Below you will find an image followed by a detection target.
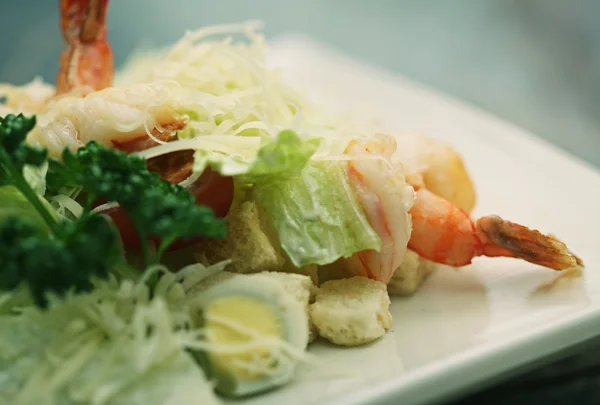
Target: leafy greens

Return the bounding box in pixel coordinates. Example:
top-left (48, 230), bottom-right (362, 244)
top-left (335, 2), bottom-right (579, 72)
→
top-left (253, 160), bottom-right (382, 267)
top-left (0, 113), bottom-right (227, 307)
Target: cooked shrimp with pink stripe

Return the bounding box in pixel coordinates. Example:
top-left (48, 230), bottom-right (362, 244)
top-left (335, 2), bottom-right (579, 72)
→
top-left (341, 133), bottom-right (582, 283)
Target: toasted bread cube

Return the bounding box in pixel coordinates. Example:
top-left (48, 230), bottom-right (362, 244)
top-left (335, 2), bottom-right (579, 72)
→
top-left (310, 277), bottom-right (392, 346)
top-left (196, 201), bottom-right (286, 274)
top-left (254, 271), bottom-right (318, 342)
top-left (280, 263), bottom-right (319, 286)
top-left (387, 250), bottom-right (437, 296)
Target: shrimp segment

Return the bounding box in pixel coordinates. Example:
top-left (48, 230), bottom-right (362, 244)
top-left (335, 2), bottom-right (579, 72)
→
top-left (390, 132), bottom-right (477, 214)
top-left (29, 83), bottom-right (185, 158)
top-left (477, 214), bottom-right (583, 269)
top-left (341, 134), bottom-right (415, 284)
top-left (56, 0), bottom-right (113, 95)
top-left (408, 187), bottom-right (582, 270)
top-left (343, 133), bottom-right (582, 283)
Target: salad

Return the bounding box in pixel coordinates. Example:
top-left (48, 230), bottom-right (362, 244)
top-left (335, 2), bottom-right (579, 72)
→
top-left (0, 1), bottom-right (583, 404)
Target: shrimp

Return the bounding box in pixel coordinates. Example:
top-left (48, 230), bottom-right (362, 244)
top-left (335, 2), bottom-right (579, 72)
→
top-left (341, 134), bottom-right (416, 283)
top-left (0, 79), bottom-right (56, 114)
top-left (31, 1), bottom-right (190, 160)
top-left (390, 132), bottom-right (477, 214)
top-left (344, 133), bottom-right (582, 283)
top-left (408, 187), bottom-right (582, 269)
top-left (0, 0), bottom-right (109, 116)
top-left (29, 83), bottom-right (186, 158)
top-left (56, 0), bottom-right (113, 95)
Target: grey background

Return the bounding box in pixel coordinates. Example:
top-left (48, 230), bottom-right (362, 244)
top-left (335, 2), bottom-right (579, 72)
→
top-left (1, 0), bottom-right (599, 167)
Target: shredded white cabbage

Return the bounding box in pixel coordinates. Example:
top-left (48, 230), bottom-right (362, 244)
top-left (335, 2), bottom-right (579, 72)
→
top-left (116, 21), bottom-right (342, 158)
top-left (0, 271), bottom-right (221, 405)
top-left (50, 194), bottom-right (84, 218)
top-left (136, 135), bottom-right (261, 160)
top-left (8, 21), bottom-right (351, 167)
top-left (91, 201), bottom-right (120, 214)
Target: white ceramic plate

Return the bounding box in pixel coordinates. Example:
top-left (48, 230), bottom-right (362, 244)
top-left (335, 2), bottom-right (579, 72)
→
top-left (225, 35), bottom-right (600, 405)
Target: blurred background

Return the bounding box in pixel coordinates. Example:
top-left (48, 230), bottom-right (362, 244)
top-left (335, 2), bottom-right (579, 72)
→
top-left (0, 0), bottom-right (599, 167)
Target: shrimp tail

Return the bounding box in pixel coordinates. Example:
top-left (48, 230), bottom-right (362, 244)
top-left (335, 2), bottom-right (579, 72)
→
top-left (477, 215), bottom-right (584, 270)
top-left (408, 188), bottom-right (583, 271)
top-left (56, 0), bottom-right (113, 95)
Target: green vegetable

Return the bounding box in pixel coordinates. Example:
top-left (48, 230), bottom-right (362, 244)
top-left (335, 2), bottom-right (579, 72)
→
top-left (240, 130), bottom-right (321, 182)
top-left (0, 185), bottom-right (54, 234)
top-left (0, 215), bottom-right (120, 308)
top-left (0, 114), bottom-right (227, 307)
top-left (48, 141), bottom-right (227, 264)
top-left (23, 161), bottom-right (48, 195)
top-left (0, 114), bottom-right (57, 231)
top-left (193, 130), bottom-right (321, 182)
top-left (253, 160), bottom-right (381, 267)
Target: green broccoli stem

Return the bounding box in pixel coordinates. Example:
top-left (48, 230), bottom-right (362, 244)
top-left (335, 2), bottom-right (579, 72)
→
top-left (0, 151), bottom-right (58, 233)
top-left (143, 236), bottom-right (176, 291)
top-left (139, 231), bottom-right (151, 268)
top-left (112, 261), bottom-right (142, 282)
top-left (83, 194), bottom-right (96, 216)
top-left (155, 235), bottom-right (177, 265)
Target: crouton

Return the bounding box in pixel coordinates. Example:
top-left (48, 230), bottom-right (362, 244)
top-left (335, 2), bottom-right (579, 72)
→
top-left (280, 263), bottom-right (319, 286)
top-left (387, 250), bottom-right (437, 296)
top-left (254, 271), bottom-right (318, 342)
top-left (309, 277), bottom-right (392, 346)
top-left (194, 198), bottom-right (322, 286)
top-left (195, 201), bottom-right (286, 274)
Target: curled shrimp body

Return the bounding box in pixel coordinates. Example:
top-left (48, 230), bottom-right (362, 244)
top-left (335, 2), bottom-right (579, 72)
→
top-left (343, 133), bottom-right (582, 283)
top-left (28, 83), bottom-right (185, 158)
top-left (341, 134), bottom-right (416, 284)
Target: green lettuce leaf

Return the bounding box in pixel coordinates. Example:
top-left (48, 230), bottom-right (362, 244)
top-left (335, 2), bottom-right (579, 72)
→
top-left (253, 160), bottom-right (381, 267)
top-left (0, 185), bottom-right (54, 234)
top-left (193, 130), bottom-right (321, 182)
top-left (22, 161), bottom-right (48, 196)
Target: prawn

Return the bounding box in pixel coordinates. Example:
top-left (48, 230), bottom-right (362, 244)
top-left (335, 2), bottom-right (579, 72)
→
top-left (24, 1), bottom-right (189, 160)
top-left (344, 133), bottom-right (582, 283)
top-left (341, 134), bottom-right (416, 283)
top-left (408, 187), bottom-right (582, 269)
top-left (56, 0), bottom-right (113, 95)
top-left (30, 83), bottom-right (186, 158)
top-left (28, 1), bottom-right (235, 252)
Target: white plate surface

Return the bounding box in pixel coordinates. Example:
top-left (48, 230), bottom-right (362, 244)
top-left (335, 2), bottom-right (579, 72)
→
top-left (225, 35), bottom-right (600, 405)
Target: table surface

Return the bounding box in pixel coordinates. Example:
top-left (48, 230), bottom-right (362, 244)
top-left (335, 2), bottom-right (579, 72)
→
top-left (1, 1), bottom-right (600, 404)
